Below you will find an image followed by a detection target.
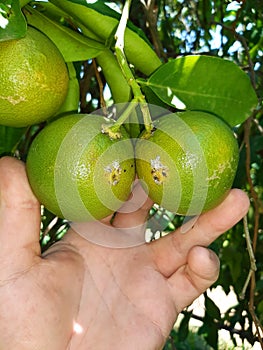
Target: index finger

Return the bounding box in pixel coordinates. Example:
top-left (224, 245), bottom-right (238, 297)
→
top-left (150, 189), bottom-right (250, 277)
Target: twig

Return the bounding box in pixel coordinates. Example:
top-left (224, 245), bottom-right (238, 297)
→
top-left (92, 59), bottom-right (107, 115)
top-left (115, 0), bottom-right (131, 53)
top-left (244, 116), bottom-right (260, 252)
top-left (240, 215), bottom-right (257, 300)
top-left (113, 0), bottom-right (154, 136)
top-left (140, 0), bottom-right (166, 59)
top-left (248, 275), bottom-right (263, 349)
top-left (114, 0), bottom-right (143, 99)
top-left (79, 61), bottom-right (94, 112)
top-left (253, 117), bottom-right (263, 135)
top-left (243, 115), bottom-right (263, 348)
top-left (181, 310), bottom-right (260, 344)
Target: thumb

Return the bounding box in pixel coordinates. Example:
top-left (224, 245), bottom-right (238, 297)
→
top-left (0, 157), bottom-right (41, 271)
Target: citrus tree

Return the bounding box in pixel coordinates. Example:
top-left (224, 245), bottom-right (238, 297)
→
top-left (0, 0), bottom-right (262, 348)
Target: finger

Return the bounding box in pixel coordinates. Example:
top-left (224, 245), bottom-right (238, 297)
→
top-left (151, 189), bottom-right (250, 277)
top-left (0, 157), bottom-right (41, 263)
top-left (112, 182), bottom-right (154, 228)
top-left (168, 246), bottom-right (220, 312)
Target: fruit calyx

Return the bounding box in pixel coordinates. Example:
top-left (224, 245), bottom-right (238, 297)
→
top-left (104, 160), bottom-right (122, 185)
top-left (101, 123), bottom-right (123, 139)
top-left (150, 156), bottom-right (169, 185)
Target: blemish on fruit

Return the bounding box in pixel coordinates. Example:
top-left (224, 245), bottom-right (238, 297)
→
top-left (181, 151), bottom-right (199, 170)
top-left (72, 162), bottom-right (90, 180)
top-left (104, 160), bottom-right (122, 186)
top-left (207, 163), bottom-right (227, 183)
top-left (150, 156), bottom-right (169, 185)
top-left (0, 95), bottom-right (26, 105)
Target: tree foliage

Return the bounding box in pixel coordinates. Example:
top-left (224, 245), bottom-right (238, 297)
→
top-left (0, 0), bottom-right (262, 348)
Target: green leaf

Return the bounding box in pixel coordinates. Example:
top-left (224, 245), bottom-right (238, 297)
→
top-left (221, 245), bottom-right (243, 283)
top-left (0, 0), bottom-right (27, 41)
top-left (198, 311), bottom-right (219, 349)
top-left (178, 311), bottom-right (192, 342)
top-left (23, 4), bottom-right (105, 62)
top-left (50, 0), bottom-right (161, 76)
top-left (204, 294), bottom-right (221, 321)
top-left (0, 125), bottom-right (26, 155)
top-left (143, 55), bottom-right (258, 126)
top-left (65, 0), bottom-right (151, 45)
top-left (205, 322), bottom-right (218, 349)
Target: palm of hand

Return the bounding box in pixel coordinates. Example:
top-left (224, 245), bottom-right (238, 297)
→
top-left (62, 233), bottom-right (177, 350)
top-left (0, 230), bottom-right (211, 350)
top-left (0, 157), bottom-right (249, 350)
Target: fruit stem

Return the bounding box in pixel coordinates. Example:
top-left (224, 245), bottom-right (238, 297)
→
top-left (115, 0), bottom-right (131, 55)
top-left (114, 0), bottom-right (142, 100)
top-left (114, 0), bottom-right (154, 136)
top-left (102, 102), bottom-right (137, 139)
top-left (139, 101), bottom-right (154, 137)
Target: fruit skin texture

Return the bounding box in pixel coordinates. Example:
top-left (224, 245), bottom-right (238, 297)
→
top-left (0, 26), bottom-right (69, 128)
top-left (26, 114), bottom-right (135, 222)
top-left (135, 111), bottom-right (239, 216)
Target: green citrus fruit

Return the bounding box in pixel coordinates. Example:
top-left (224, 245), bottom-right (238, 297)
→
top-left (26, 114), bottom-right (135, 222)
top-left (0, 26), bottom-right (69, 127)
top-left (135, 111), bottom-right (239, 216)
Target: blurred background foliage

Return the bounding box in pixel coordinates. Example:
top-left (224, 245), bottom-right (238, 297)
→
top-left (1, 0), bottom-right (263, 348)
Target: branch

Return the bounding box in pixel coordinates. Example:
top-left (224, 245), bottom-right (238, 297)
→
top-left (92, 59), bottom-right (107, 115)
top-left (181, 310), bottom-right (260, 344)
top-left (115, 0), bottom-right (131, 54)
top-left (240, 215), bottom-right (257, 300)
top-left (140, 0), bottom-right (166, 59)
top-left (113, 0), bottom-right (154, 136)
top-left (243, 111), bottom-right (263, 349)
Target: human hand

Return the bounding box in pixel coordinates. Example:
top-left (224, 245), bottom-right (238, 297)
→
top-left (0, 156), bottom-right (249, 350)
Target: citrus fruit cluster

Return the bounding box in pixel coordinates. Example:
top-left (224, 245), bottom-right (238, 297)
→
top-left (0, 26), bottom-right (69, 127)
top-left (0, 24), bottom-right (239, 223)
top-left (26, 110), bottom-right (239, 222)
